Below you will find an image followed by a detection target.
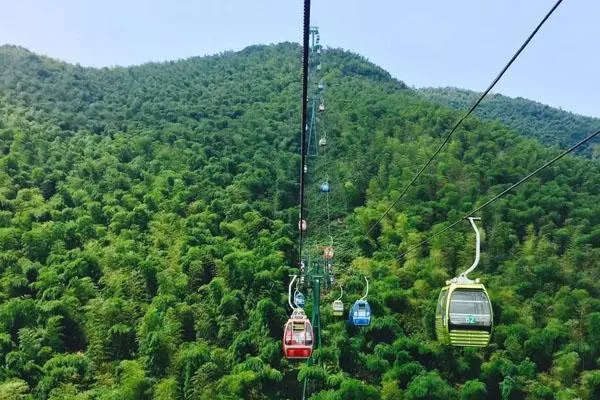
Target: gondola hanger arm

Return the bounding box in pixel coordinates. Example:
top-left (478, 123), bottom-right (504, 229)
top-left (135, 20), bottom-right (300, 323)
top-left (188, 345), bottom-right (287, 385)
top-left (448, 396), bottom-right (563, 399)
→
top-left (360, 276), bottom-right (369, 301)
top-left (336, 284), bottom-right (343, 302)
top-left (457, 217), bottom-right (481, 283)
top-left (288, 275), bottom-right (298, 311)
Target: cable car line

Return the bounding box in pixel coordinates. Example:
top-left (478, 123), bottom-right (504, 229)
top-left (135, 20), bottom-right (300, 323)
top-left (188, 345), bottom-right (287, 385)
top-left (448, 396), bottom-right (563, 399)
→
top-left (398, 127), bottom-right (600, 259)
top-left (365, 0), bottom-right (564, 237)
top-left (325, 175), bottom-right (333, 246)
top-left (298, 0), bottom-right (311, 259)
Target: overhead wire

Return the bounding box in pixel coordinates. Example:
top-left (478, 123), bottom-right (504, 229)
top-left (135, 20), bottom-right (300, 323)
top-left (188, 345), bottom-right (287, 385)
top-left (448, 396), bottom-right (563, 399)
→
top-left (326, 176), bottom-right (333, 246)
top-left (397, 127), bottom-right (600, 259)
top-left (365, 0), bottom-right (564, 236)
top-left (298, 0), bottom-right (311, 259)
top-left (318, 63), bottom-right (334, 247)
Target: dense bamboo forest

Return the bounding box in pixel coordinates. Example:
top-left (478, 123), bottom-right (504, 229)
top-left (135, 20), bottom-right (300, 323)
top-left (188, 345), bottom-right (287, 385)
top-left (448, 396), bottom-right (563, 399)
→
top-left (0, 42), bottom-right (599, 399)
top-left (419, 87), bottom-right (600, 158)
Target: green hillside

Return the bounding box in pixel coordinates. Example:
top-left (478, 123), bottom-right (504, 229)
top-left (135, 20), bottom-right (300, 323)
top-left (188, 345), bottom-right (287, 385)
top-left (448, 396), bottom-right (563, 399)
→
top-left (0, 43), bottom-right (599, 399)
top-left (419, 87), bottom-right (600, 158)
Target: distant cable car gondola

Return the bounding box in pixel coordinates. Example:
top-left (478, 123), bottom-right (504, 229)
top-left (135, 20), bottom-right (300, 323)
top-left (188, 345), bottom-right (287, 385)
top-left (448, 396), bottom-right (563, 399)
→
top-left (318, 80), bottom-right (324, 90)
top-left (317, 63), bottom-right (322, 71)
top-left (326, 262), bottom-right (334, 285)
top-left (320, 182), bottom-right (330, 193)
top-left (283, 276), bottom-right (314, 359)
top-left (435, 217), bottom-right (493, 347)
top-left (319, 137), bottom-right (326, 146)
top-left (349, 277), bottom-right (371, 326)
top-left (294, 291), bottom-right (306, 308)
top-left (323, 246), bottom-right (333, 259)
top-left (298, 219), bottom-right (307, 231)
top-left (332, 300), bottom-right (344, 316)
top-left (319, 103), bottom-right (325, 111)
top-left (332, 284), bottom-right (344, 316)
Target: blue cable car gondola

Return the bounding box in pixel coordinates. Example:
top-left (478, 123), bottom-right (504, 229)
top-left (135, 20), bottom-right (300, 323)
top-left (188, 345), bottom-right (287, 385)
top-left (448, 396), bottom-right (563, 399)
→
top-left (294, 291), bottom-right (306, 308)
top-left (320, 182), bottom-right (330, 192)
top-left (349, 277), bottom-right (371, 326)
top-left (349, 300), bottom-right (371, 326)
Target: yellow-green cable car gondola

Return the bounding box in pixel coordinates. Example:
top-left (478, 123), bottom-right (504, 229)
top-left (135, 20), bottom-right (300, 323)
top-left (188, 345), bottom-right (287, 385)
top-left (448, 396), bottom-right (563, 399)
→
top-left (435, 217), bottom-right (493, 347)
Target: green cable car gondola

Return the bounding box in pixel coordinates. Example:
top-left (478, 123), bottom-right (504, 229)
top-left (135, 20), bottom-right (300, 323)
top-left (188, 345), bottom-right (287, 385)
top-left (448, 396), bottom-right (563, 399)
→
top-left (435, 217), bottom-right (493, 347)
top-left (435, 281), bottom-right (492, 347)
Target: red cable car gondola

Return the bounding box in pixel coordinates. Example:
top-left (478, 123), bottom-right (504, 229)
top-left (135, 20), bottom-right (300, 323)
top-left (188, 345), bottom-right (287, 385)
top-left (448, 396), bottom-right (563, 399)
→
top-left (283, 309), bottom-right (313, 359)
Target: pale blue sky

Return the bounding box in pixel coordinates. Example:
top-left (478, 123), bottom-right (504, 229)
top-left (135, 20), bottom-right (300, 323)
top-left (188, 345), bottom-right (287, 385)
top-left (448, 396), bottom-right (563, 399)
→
top-left (1, 0), bottom-right (598, 117)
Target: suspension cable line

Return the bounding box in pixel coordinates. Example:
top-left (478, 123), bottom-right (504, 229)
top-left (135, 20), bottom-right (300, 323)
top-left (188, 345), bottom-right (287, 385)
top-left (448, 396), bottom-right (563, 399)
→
top-left (365, 0), bottom-right (564, 237)
top-left (397, 127), bottom-right (600, 259)
top-left (298, 0), bottom-right (311, 259)
top-left (326, 178), bottom-right (333, 246)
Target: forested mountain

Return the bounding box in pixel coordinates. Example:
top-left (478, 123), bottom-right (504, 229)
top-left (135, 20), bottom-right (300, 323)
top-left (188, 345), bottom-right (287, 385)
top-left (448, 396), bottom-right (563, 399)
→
top-left (0, 42), bottom-right (599, 399)
top-left (419, 87), bottom-right (600, 158)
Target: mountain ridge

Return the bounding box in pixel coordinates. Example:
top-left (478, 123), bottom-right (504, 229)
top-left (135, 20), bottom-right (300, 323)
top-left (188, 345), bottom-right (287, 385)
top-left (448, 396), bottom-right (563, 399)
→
top-left (420, 86), bottom-right (600, 157)
top-left (3, 42), bottom-right (596, 158)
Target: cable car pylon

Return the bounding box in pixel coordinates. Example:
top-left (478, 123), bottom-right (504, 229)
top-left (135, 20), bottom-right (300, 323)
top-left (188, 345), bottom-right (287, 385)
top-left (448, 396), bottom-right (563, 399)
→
top-left (301, 257), bottom-right (325, 400)
top-left (306, 26), bottom-right (321, 157)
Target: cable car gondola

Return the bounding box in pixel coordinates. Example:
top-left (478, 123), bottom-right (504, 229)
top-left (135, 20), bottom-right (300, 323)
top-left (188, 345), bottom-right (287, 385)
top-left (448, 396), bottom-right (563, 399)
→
top-left (294, 291), bottom-right (306, 308)
top-left (435, 217), bottom-right (493, 347)
top-left (436, 281), bottom-right (492, 347)
top-left (320, 182), bottom-right (330, 193)
top-left (319, 103), bottom-right (325, 111)
top-left (349, 277), bottom-right (371, 326)
top-left (332, 300), bottom-right (344, 316)
top-left (283, 309), bottom-right (313, 359)
top-left (319, 137), bottom-right (326, 146)
top-left (332, 284), bottom-right (344, 316)
top-left (318, 80), bottom-right (324, 90)
top-left (323, 246), bottom-right (333, 259)
top-left (298, 219), bottom-right (307, 231)
top-left (283, 276), bottom-right (314, 359)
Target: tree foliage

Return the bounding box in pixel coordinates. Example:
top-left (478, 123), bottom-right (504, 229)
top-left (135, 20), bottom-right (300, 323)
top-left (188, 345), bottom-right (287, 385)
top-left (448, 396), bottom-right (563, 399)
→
top-left (0, 43), bottom-right (598, 398)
